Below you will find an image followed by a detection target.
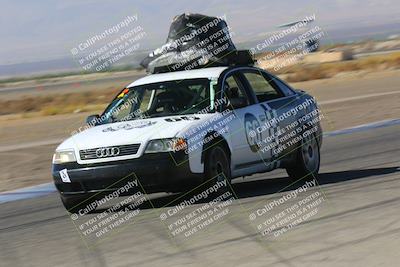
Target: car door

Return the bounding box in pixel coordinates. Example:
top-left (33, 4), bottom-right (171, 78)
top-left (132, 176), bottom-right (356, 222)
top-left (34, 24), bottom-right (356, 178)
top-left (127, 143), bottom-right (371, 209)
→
top-left (241, 69), bottom-right (300, 167)
top-left (271, 75), bottom-right (320, 150)
top-left (218, 70), bottom-right (267, 170)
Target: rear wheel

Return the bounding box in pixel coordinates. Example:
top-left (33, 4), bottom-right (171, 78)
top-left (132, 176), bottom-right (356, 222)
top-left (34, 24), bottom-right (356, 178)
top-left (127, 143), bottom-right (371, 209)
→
top-left (204, 144), bottom-right (232, 194)
top-left (286, 132), bottom-right (320, 181)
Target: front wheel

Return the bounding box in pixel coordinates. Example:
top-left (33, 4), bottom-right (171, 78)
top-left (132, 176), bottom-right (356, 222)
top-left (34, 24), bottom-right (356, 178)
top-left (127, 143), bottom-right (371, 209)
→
top-left (286, 132), bottom-right (320, 181)
top-left (204, 144), bottom-right (232, 194)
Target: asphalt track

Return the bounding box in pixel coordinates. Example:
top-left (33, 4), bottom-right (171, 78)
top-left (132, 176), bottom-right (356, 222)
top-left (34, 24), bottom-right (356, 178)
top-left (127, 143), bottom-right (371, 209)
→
top-left (0, 123), bottom-right (399, 266)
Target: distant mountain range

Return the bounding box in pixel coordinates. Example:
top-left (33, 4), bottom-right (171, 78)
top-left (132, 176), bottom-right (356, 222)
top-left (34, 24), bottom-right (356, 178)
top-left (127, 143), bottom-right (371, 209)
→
top-left (1, 22), bottom-right (399, 79)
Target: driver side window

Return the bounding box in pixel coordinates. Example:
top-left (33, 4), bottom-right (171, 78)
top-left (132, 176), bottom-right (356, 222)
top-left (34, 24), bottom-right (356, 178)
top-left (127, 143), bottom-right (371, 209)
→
top-left (222, 74), bottom-right (250, 109)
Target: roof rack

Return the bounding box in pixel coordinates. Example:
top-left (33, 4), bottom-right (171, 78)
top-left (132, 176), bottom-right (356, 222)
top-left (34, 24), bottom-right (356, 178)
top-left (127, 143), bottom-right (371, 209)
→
top-left (152, 50), bottom-right (255, 74)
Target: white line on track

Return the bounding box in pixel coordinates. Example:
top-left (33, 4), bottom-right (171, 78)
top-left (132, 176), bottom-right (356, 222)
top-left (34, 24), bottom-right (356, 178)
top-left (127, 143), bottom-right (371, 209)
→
top-left (0, 138), bottom-right (64, 153)
top-left (319, 91), bottom-right (400, 105)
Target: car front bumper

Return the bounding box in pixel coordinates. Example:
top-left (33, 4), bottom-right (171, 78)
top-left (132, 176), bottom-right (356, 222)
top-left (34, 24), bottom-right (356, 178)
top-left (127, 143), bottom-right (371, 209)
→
top-left (52, 152), bottom-right (203, 196)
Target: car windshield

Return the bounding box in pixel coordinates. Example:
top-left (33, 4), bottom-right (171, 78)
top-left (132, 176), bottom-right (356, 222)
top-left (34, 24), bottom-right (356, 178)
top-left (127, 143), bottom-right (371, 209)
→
top-left (100, 78), bottom-right (213, 123)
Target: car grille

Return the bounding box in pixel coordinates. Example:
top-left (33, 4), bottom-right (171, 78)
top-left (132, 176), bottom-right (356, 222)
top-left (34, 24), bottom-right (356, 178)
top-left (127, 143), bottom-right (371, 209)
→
top-left (79, 144), bottom-right (141, 160)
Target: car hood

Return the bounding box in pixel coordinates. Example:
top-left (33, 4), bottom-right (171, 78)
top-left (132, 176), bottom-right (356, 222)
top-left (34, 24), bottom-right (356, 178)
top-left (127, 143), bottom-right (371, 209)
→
top-left (56, 114), bottom-right (216, 162)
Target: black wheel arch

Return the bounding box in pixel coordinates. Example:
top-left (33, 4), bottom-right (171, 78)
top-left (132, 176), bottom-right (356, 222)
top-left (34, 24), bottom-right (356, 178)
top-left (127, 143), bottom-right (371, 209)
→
top-left (201, 131), bottom-right (231, 164)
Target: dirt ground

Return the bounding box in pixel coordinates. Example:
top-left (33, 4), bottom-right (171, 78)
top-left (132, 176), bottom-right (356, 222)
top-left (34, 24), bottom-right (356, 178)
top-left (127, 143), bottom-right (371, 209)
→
top-left (0, 69), bottom-right (399, 192)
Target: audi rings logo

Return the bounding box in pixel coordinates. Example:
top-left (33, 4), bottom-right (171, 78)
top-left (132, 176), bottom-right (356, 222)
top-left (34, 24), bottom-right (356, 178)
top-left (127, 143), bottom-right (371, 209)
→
top-left (95, 147), bottom-right (120, 158)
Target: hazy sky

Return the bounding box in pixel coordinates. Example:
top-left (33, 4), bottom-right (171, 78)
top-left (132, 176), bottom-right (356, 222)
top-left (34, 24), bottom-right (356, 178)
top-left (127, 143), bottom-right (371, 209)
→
top-left (1, 0), bottom-right (400, 64)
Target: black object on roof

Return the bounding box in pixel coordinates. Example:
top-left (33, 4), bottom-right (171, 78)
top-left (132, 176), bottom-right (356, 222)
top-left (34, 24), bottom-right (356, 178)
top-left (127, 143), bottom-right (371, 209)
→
top-left (141, 13), bottom-right (254, 74)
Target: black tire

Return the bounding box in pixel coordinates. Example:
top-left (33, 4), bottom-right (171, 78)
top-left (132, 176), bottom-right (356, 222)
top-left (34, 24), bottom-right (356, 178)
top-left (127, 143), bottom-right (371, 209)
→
top-left (204, 144), bottom-right (232, 194)
top-left (286, 132), bottom-right (320, 181)
top-left (60, 194), bottom-right (96, 214)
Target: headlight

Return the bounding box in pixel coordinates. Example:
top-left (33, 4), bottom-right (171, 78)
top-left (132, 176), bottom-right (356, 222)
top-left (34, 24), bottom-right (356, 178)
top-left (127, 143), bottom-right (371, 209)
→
top-left (52, 149), bottom-right (77, 164)
top-left (145, 138), bottom-right (187, 154)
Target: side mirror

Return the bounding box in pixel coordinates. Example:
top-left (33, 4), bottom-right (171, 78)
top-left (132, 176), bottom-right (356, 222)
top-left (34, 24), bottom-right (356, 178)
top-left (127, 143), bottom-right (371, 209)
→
top-left (86, 114), bottom-right (100, 126)
top-left (229, 97), bottom-right (248, 109)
